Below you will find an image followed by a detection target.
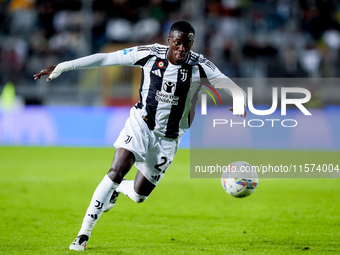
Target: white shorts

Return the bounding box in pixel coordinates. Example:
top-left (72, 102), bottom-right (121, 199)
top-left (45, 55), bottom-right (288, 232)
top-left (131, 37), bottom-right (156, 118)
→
top-left (114, 107), bottom-right (180, 185)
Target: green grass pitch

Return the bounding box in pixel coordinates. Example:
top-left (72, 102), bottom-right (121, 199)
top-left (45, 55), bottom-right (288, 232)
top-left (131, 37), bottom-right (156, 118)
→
top-left (0, 147), bottom-right (339, 254)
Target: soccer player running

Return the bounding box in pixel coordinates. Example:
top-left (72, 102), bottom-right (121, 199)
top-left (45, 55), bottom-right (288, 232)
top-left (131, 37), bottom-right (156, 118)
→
top-left (34, 21), bottom-right (247, 251)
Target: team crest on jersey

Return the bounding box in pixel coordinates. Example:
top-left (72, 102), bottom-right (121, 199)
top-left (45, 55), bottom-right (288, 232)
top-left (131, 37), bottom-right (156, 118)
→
top-left (163, 81), bottom-right (176, 93)
top-left (158, 61), bottom-right (165, 68)
top-left (179, 69), bottom-right (188, 81)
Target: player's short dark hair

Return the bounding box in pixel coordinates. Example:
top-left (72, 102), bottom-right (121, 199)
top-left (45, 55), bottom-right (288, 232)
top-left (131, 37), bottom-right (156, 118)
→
top-left (169, 21), bottom-right (195, 36)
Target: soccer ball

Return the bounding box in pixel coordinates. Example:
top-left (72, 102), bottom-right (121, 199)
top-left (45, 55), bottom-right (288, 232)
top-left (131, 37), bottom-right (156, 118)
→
top-left (221, 161), bottom-right (258, 198)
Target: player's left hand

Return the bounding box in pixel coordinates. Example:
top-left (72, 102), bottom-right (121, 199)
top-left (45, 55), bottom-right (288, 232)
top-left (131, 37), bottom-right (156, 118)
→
top-left (228, 106), bottom-right (247, 118)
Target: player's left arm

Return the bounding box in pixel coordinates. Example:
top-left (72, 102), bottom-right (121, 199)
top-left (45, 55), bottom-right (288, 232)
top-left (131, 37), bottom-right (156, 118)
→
top-left (200, 59), bottom-right (247, 118)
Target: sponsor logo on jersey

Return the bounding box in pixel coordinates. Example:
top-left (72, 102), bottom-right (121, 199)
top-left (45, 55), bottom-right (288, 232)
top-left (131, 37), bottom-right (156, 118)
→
top-left (155, 90), bottom-right (179, 105)
top-left (163, 81), bottom-right (176, 93)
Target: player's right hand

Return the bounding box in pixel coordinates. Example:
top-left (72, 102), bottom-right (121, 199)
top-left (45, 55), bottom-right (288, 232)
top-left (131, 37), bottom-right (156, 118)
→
top-left (33, 66), bottom-right (56, 82)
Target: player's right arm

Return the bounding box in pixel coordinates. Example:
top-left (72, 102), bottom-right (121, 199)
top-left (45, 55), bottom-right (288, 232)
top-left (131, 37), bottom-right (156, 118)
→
top-left (33, 46), bottom-right (150, 82)
top-left (33, 66), bottom-right (56, 82)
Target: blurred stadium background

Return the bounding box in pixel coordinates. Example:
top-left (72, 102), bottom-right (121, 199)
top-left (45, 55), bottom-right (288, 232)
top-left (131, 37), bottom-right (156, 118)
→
top-left (0, 0), bottom-right (340, 147)
top-left (1, 3), bottom-right (339, 254)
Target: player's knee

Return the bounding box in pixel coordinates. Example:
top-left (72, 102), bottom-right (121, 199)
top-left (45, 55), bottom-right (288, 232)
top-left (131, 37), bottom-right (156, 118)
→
top-left (107, 150), bottom-right (135, 182)
top-left (108, 164), bottom-right (127, 182)
top-left (107, 170), bottom-right (122, 183)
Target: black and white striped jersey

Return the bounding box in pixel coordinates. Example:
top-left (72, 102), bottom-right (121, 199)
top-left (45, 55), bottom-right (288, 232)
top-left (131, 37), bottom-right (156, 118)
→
top-left (52, 43), bottom-right (245, 139)
top-left (119, 43), bottom-right (241, 139)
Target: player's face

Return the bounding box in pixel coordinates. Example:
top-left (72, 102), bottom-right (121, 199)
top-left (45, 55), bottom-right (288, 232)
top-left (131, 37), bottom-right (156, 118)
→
top-left (167, 31), bottom-right (194, 65)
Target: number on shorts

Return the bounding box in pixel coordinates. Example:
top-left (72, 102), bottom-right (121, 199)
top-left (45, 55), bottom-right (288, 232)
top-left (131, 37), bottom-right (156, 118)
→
top-left (154, 156), bottom-right (171, 173)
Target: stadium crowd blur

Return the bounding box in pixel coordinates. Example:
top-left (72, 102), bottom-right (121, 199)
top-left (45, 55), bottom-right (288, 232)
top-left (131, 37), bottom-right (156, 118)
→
top-left (1, 0), bottom-right (340, 105)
